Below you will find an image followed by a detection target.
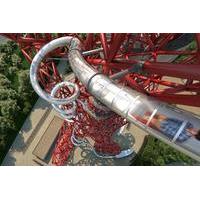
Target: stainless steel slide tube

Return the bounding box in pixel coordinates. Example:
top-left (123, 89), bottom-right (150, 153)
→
top-left (31, 36), bottom-right (200, 162)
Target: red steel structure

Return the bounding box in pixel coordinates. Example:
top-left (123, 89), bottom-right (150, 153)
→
top-left (2, 33), bottom-right (200, 165)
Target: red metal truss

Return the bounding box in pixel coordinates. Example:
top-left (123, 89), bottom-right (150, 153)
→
top-left (83, 33), bottom-right (200, 107)
top-left (1, 33), bottom-right (200, 165)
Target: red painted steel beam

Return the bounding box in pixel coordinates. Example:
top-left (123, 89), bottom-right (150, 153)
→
top-left (84, 33), bottom-right (94, 50)
top-left (151, 93), bottom-right (200, 107)
top-left (155, 34), bottom-right (174, 50)
top-left (100, 33), bottom-right (109, 60)
top-left (144, 61), bottom-right (200, 80)
top-left (131, 75), bottom-right (200, 106)
top-left (107, 33), bottom-right (126, 62)
top-left (195, 33), bottom-right (200, 50)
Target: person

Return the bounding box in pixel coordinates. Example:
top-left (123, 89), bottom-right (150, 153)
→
top-left (140, 112), bottom-right (200, 142)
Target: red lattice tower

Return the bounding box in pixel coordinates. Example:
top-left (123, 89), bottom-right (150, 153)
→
top-left (2, 33), bottom-right (200, 165)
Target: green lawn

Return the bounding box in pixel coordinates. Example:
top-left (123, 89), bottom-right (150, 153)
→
top-left (134, 136), bottom-right (196, 165)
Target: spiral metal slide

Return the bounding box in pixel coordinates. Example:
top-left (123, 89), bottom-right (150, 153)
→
top-left (30, 36), bottom-right (200, 163)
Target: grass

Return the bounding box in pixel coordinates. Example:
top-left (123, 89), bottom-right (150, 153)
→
top-left (133, 136), bottom-right (196, 166)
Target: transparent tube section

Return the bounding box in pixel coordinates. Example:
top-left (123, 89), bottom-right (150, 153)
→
top-left (87, 74), bottom-right (200, 162)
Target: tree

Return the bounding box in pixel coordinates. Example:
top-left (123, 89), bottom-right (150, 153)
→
top-left (0, 40), bottom-right (38, 164)
top-left (0, 53), bottom-right (8, 75)
top-left (0, 42), bottom-right (21, 77)
top-left (0, 116), bottom-right (16, 134)
top-left (22, 101), bottom-right (32, 115)
top-left (0, 74), bottom-right (11, 89)
top-left (0, 134), bottom-right (7, 151)
top-left (18, 69), bottom-right (34, 99)
top-left (17, 69), bottom-right (36, 114)
top-left (0, 88), bottom-right (18, 101)
top-left (0, 100), bottom-right (19, 119)
top-left (8, 66), bottom-right (18, 77)
top-left (11, 53), bottom-right (21, 68)
top-left (0, 41), bottom-right (17, 55)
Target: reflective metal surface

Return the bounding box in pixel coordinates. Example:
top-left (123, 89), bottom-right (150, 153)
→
top-left (30, 37), bottom-right (81, 104)
top-left (30, 36), bottom-right (200, 162)
top-left (50, 81), bottom-right (79, 120)
top-left (68, 38), bottom-right (200, 162)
